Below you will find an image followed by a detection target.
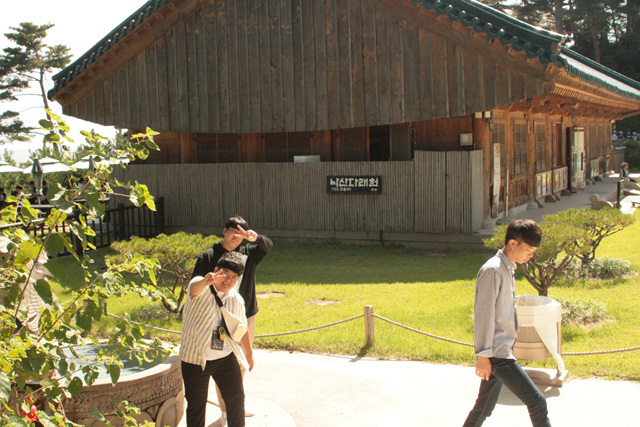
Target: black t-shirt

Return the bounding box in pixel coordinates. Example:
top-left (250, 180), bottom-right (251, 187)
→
top-left (191, 234), bottom-right (273, 318)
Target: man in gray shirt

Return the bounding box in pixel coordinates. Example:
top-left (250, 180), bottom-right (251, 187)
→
top-left (463, 219), bottom-right (551, 427)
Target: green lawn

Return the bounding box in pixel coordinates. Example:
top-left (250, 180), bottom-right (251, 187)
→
top-left (50, 210), bottom-right (640, 381)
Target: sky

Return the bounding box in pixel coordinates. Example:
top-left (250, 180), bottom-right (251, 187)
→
top-left (1, 0), bottom-right (148, 163)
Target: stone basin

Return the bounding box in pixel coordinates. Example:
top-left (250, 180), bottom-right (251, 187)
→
top-left (62, 346), bottom-right (184, 427)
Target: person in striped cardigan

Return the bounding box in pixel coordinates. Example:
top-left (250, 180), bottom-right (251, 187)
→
top-left (180, 252), bottom-right (254, 427)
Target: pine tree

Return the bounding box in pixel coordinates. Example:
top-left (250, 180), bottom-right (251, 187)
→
top-left (0, 22), bottom-right (71, 146)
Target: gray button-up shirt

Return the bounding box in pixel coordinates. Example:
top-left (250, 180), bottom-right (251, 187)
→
top-left (474, 250), bottom-right (518, 359)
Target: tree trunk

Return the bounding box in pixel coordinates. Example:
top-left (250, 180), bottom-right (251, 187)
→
top-left (39, 67), bottom-right (52, 150)
top-left (554, 0), bottom-right (564, 34)
top-left (628, 0), bottom-right (640, 32)
top-left (589, 16), bottom-right (601, 62)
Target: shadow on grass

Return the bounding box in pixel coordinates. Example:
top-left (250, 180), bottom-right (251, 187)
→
top-left (353, 342), bottom-right (374, 361)
top-left (553, 278), bottom-right (630, 291)
top-left (49, 242), bottom-right (492, 291)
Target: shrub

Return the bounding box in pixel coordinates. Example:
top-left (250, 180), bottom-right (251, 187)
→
top-left (556, 209), bottom-right (636, 268)
top-left (566, 257), bottom-right (634, 280)
top-left (109, 232), bottom-right (221, 314)
top-left (556, 297), bottom-right (610, 327)
top-left (621, 139), bottom-right (640, 168)
top-left (484, 209), bottom-right (634, 295)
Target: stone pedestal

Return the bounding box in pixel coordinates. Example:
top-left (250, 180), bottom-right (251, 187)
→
top-left (65, 355), bottom-right (184, 426)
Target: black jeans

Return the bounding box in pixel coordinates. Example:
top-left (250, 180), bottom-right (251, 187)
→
top-left (182, 354), bottom-right (245, 427)
top-left (463, 358), bottom-right (550, 427)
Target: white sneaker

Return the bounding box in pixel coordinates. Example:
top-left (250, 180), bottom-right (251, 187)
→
top-left (219, 411), bottom-right (227, 427)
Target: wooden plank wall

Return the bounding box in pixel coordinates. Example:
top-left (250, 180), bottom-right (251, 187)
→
top-left (66, 0), bottom-right (546, 133)
top-left (112, 151), bottom-right (483, 235)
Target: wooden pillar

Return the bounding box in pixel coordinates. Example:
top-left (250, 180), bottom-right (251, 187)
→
top-left (179, 132), bottom-right (196, 163)
top-left (474, 114), bottom-right (492, 218)
top-left (313, 130), bottom-right (334, 161)
top-left (244, 133), bottom-right (261, 162)
top-left (525, 113), bottom-right (537, 206)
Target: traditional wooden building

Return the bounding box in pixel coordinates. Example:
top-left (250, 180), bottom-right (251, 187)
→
top-left (48, 0), bottom-right (640, 245)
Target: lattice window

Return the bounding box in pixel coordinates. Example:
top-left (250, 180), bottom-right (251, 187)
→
top-left (589, 123), bottom-right (597, 159)
top-left (196, 133), bottom-right (239, 163)
top-left (218, 134), bottom-right (239, 163)
top-left (196, 134), bottom-right (217, 163)
top-left (491, 121), bottom-right (506, 180)
top-left (287, 131), bottom-right (313, 159)
top-left (339, 128), bottom-right (367, 161)
top-left (264, 133), bottom-right (288, 162)
top-left (264, 131), bottom-right (312, 162)
top-left (535, 122), bottom-right (546, 172)
top-left (513, 121), bottom-right (527, 177)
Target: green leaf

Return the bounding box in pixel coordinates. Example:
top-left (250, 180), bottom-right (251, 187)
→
top-left (131, 326), bottom-right (143, 341)
top-left (15, 240), bottom-right (41, 264)
top-left (43, 384), bottom-right (63, 400)
top-left (44, 133), bottom-right (61, 143)
top-left (53, 355), bottom-right (68, 376)
top-left (67, 221), bottom-right (89, 250)
top-left (44, 256), bottom-right (71, 283)
top-left (84, 298), bottom-right (102, 321)
top-left (0, 371), bottom-right (10, 402)
top-left (34, 278), bottom-right (53, 305)
top-left (38, 416), bottom-right (59, 427)
top-left (108, 364), bottom-right (121, 385)
top-left (44, 233), bottom-right (66, 256)
top-left (84, 368), bottom-right (99, 387)
top-left (75, 310), bottom-right (93, 331)
top-left (67, 376), bottom-right (83, 397)
top-left (39, 119), bottom-right (53, 129)
top-left (145, 138), bottom-right (159, 150)
top-left (6, 416), bottom-right (28, 426)
top-left (91, 407), bottom-right (107, 421)
top-left (83, 192), bottom-right (106, 218)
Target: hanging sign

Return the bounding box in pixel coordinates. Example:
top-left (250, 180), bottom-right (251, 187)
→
top-left (327, 176), bottom-right (382, 194)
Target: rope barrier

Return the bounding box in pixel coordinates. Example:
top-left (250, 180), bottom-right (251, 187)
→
top-left (254, 314), bottom-right (364, 338)
top-left (106, 311), bottom-right (640, 356)
top-left (372, 314), bottom-right (474, 347)
top-left (562, 346), bottom-right (640, 356)
top-left (107, 312), bottom-right (182, 335)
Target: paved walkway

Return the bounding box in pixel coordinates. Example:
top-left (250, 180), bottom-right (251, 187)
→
top-left (179, 175), bottom-right (640, 426)
top-left (182, 349), bottom-right (640, 427)
top-left (480, 173), bottom-right (639, 233)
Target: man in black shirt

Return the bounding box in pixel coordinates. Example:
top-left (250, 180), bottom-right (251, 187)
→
top-left (191, 216), bottom-right (273, 420)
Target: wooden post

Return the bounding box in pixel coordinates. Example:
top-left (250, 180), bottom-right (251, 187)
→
top-left (364, 305), bottom-right (374, 346)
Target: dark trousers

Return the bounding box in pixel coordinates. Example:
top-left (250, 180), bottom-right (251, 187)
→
top-left (182, 354), bottom-right (245, 427)
top-left (463, 358), bottom-right (551, 427)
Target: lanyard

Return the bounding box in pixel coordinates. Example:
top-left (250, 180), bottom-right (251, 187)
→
top-left (209, 285), bottom-right (229, 338)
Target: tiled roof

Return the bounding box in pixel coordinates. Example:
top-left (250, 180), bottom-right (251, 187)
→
top-left (414, 0), bottom-right (567, 67)
top-left (48, 0), bottom-right (169, 100)
top-left (561, 47), bottom-right (640, 101)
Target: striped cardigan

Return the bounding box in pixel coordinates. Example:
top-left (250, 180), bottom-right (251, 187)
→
top-left (179, 277), bottom-right (248, 370)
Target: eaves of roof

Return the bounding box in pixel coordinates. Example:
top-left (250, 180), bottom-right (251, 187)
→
top-left (48, 0), bottom-right (169, 100)
top-left (412, 0), bottom-right (567, 67)
top-left (560, 47), bottom-right (640, 102)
